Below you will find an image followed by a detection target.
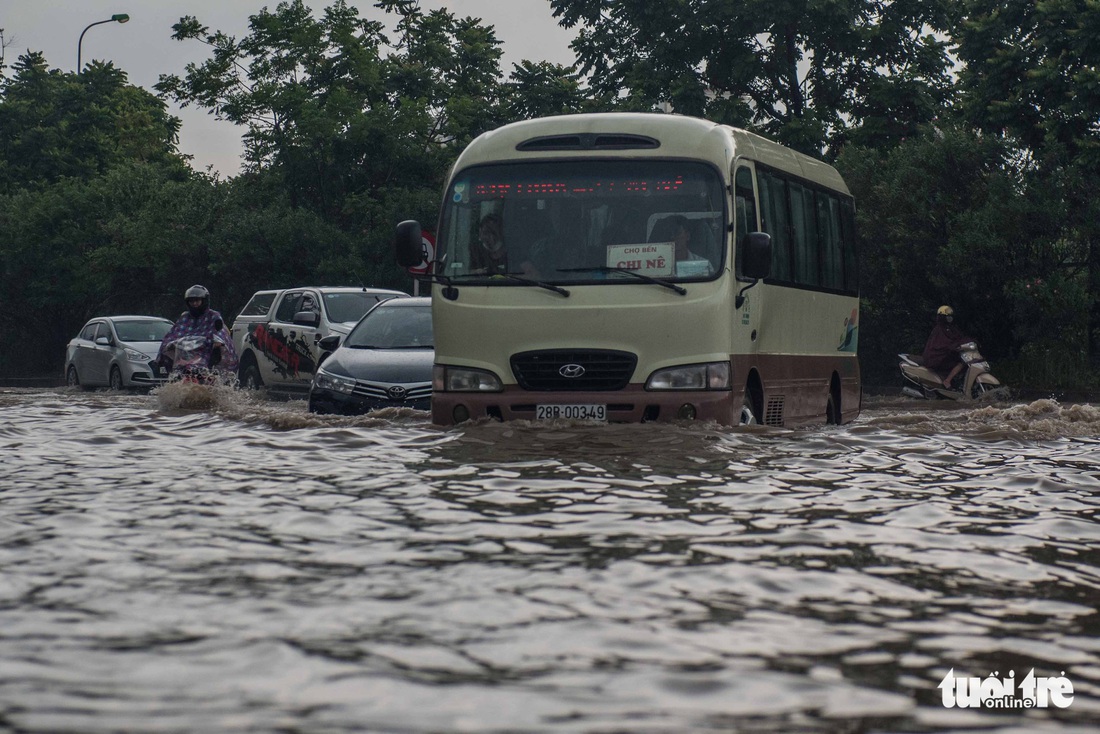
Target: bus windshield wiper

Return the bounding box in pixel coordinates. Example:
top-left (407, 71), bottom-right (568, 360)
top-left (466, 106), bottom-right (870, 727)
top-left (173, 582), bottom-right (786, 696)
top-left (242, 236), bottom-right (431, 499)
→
top-left (557, 266), bottom-right (687, 295)
top-left (497, 272), bottom-right (570, 297)
top-left (421, 271), bottom-right (569, 298)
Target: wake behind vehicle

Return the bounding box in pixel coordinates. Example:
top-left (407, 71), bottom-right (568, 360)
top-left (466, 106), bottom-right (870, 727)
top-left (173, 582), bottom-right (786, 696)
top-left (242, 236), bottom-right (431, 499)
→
top-left (309, 297), bottom-right (433, 414)
top-left (65, 316), bottom-right (175, 390)
top-left (899, 341), bottom-right (1007, 400)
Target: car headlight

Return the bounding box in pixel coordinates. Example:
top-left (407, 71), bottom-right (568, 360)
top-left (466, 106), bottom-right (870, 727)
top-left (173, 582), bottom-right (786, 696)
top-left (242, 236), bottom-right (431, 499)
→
top-left (433, 364), bottom-right (503, 392)
top-left (646, 361), bottom-right (731, 391)
top-left (313, 365), bottom-right (356, 394)
top-left (125, 348), bottom-right (150, 363)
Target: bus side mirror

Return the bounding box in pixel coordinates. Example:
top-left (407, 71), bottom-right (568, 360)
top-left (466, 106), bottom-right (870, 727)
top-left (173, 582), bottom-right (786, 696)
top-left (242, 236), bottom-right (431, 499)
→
top-left (741, 232), bottom-right (772, 280)
top-left (395, 220), bottom-right (423, 268)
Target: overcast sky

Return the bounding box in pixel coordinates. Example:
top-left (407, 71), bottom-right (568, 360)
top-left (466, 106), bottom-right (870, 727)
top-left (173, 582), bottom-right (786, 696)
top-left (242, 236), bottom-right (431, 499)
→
top-left (2, 0), bottom-right (578, 175)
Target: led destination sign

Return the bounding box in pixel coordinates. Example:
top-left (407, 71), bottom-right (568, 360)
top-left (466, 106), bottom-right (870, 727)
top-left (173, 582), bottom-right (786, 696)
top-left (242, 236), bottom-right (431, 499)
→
top-left (472, 176), bottom-right (685, 198)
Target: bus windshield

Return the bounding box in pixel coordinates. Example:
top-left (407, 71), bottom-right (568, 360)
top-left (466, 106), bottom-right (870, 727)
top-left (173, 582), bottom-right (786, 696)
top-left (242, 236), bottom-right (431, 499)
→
top-left (438, 160), bottom-right (726, 285)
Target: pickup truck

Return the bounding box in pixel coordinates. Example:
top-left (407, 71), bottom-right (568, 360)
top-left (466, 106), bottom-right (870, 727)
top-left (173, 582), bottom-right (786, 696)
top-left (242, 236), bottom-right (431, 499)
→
top-left (231, 286), bottom-right (408, 395)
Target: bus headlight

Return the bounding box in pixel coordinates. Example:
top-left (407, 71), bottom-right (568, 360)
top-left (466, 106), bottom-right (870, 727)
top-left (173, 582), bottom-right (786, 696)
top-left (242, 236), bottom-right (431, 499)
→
top-left (434, 365), bottom-right (503, 392)
top-left (646, 361), bottom-right (731, 391)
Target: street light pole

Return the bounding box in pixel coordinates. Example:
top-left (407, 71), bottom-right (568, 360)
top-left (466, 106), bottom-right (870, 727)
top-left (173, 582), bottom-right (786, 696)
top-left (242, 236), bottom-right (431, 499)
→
top-left (77, 13), bottom-right (129, 74)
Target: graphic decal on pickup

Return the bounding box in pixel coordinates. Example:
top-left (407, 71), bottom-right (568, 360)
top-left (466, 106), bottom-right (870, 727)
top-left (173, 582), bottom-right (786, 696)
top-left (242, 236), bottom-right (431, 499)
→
top-left (247, 323), bottom-right (317, 379)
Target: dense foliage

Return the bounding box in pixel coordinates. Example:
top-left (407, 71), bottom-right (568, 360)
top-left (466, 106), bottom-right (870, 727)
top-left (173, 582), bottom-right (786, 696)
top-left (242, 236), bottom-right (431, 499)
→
top-left (1, 0), bottom-right (1098, 390)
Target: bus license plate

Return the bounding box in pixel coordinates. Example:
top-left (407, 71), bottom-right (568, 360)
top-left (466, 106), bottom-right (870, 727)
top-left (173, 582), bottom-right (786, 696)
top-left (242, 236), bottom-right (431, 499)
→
top-left (536, 404), bottom-right (607, 421)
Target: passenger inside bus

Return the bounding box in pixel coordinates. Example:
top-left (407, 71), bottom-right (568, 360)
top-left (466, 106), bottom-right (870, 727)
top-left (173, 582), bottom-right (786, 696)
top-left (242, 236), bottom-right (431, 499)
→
top-left (472, 210), bottom-right (552, 278)
top-left (471, 212), bottom-right (509, 275)
top-left (649, 215), bottom-right (713, 276)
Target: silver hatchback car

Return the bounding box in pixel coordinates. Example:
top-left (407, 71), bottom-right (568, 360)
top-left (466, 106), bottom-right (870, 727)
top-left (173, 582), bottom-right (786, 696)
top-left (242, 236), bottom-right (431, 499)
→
top-left (65, 316), bottom-right (175, 390)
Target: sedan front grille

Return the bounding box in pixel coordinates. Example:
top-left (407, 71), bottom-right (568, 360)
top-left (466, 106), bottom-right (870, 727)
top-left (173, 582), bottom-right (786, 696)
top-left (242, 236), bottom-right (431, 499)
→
top-left (510, 350), bottom-right (637, 391)
top-left (351, 381), bottom-right (432, 403)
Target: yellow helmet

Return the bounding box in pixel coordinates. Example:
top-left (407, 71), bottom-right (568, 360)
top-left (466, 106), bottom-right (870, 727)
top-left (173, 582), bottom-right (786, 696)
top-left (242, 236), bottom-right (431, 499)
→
top-left (936, 305), bottom-right (954, 317)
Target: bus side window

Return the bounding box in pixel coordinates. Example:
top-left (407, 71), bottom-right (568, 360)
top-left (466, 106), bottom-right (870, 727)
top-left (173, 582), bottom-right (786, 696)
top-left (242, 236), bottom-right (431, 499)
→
top-left (789, 182), bottom-right (819, 287)
top-left (758, 170), bottom-right (791, 281)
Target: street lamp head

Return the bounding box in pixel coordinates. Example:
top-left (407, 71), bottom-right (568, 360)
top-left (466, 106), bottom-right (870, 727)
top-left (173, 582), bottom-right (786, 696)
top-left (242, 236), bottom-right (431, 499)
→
top-left (78, 13), bottom-right (131, 73)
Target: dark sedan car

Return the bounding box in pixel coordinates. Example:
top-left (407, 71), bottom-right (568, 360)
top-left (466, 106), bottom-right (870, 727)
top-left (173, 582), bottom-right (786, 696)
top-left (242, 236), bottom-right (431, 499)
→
top-left (308, 297), bottom-right (433, 414)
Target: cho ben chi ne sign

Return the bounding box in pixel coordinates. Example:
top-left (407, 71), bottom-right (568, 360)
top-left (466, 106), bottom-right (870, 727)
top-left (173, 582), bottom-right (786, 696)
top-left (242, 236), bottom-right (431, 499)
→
top-left (606, 243), bottom-right (674, 277)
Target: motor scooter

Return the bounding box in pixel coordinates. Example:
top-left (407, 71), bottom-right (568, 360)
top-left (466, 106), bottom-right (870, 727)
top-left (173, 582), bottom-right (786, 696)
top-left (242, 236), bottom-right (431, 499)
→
top-left (161, 333), bottom-right (229, 385)
top-left (899, 341), bottom-right (1008, 401)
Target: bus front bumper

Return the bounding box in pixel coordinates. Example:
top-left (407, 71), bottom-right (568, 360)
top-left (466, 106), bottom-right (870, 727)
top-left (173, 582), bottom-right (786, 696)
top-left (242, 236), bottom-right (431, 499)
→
top-left (431, 384), bottom-right (736, 425)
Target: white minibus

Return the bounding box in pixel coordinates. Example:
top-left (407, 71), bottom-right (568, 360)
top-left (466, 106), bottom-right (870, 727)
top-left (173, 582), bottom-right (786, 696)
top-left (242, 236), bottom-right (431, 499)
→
top-left (396, 113), bottom-right (860, 426)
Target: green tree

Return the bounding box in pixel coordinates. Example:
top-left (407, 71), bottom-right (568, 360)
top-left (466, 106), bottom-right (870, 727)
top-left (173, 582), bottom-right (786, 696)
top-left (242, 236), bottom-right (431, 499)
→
top-left (154, 0), bottom-right (604, 307)
top-left (0, 53), bottom-right (184, 193)
top-left (548, 0), bottom-right (957, 156)
top-left (156, 0), bottom-right (508, 220)
top-left (954, 0), bottom-right (1100, 367)
top-left (837, 125), bottom-right (1074, 383)
top-left (0, 53), bottom-right (197, 376)
top-left (503, 60), bottom-right (594, 119)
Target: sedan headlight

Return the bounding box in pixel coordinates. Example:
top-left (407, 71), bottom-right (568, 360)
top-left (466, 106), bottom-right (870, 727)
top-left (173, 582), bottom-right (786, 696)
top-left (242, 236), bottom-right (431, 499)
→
top-left (646, 361), bottom-right (731, 391)
top-left (125, 348), bottom-right (150, 363)
top-left (433, 365), bottom-right (503, 392)
top-left (313, 365), bottom-right (356, 394)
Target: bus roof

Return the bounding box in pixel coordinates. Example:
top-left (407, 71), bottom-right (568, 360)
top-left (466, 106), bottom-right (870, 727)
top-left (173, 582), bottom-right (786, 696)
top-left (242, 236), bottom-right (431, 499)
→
top-left (453, 113), bottom-right (849, 195)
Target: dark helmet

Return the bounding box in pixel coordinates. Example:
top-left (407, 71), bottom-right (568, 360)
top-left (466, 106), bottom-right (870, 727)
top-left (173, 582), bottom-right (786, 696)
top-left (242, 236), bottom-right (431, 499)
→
top-left (185, 284), bottom-right (210, 317)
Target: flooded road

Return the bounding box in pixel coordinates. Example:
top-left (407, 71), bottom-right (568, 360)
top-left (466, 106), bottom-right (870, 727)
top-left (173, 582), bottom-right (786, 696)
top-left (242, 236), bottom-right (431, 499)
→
top-left (1, 386), bottom-right (1098, 733)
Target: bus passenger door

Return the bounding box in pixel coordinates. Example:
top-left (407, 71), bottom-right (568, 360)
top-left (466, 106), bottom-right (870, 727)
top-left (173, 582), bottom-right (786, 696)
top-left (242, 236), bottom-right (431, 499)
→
top-left (732, 162), bottom-right (764, 354)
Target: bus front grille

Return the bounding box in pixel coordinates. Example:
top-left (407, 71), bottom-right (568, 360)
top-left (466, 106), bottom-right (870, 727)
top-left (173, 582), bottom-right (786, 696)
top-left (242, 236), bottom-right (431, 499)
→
top-left (510, 350), bottom-right (637, 391)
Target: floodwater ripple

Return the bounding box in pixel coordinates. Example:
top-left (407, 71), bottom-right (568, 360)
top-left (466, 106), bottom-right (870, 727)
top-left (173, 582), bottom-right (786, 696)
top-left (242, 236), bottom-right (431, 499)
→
top-left (0, 388), bottom-right (1097, 733)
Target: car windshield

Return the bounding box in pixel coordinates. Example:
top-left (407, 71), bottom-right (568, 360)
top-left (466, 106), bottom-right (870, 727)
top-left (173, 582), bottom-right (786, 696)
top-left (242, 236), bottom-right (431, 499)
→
top-left (437, 159), bottom-right (726, 284)
top-left (346, 305), bottom-right (433, 349)
top-left (323, 292), bottom-right (394, 324)
top-left (113, 320), bottom-right (172, 342)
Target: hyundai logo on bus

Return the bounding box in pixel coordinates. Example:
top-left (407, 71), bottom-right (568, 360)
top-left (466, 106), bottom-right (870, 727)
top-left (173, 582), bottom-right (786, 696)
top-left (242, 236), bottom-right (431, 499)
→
top-left (559, 364), bottom-right (586, 378)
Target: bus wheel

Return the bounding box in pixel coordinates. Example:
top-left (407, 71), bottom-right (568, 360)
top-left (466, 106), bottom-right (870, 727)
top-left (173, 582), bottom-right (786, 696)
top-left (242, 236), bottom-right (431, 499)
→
top-left (739, 395), bottom-right (758, 425)
top-left (826, 381), bottom-right (841, 425)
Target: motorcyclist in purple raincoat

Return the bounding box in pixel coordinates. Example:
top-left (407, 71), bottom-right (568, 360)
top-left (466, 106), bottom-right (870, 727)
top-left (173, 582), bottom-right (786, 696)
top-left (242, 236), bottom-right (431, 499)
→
top-left (157, 285), bottom-right (239, 375)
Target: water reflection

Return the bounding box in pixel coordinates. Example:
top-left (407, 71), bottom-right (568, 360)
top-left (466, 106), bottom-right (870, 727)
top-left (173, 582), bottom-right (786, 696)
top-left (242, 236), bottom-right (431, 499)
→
top-left (0, 387), bottom-right (1097, 732)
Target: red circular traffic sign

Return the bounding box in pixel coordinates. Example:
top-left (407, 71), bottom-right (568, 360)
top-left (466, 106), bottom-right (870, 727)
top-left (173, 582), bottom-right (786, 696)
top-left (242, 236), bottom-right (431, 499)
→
top-left (407, 232), bottom-right (435, 275)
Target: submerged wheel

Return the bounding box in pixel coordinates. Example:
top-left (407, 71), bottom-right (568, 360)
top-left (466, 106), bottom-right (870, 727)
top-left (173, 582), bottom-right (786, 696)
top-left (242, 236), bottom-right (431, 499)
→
top-left (739, 393), bottom-right (758, 425)
top-left (239, 363), bottom-right (263, 390)
top-left (66, 365), bottom-right (83, 389)
top-left (826, 383), bottom-right (841, 425)
top-left (109, 365), bottom-right (124, 390)
top-left (971, 380), bottom-right (1002, 400)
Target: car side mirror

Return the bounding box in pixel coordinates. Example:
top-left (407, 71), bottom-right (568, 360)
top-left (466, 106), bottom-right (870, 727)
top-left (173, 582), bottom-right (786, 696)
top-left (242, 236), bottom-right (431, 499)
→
top-left (741, 232), bottom-right (772, 280)
top-left (95, 336), bottom-right (111, 346)
top-left (293, 310), bottom-right (320, 327)
top-left (395, 220), bottom-right (423, 267)
top-left (318, 335), bottom-right (341, 352)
